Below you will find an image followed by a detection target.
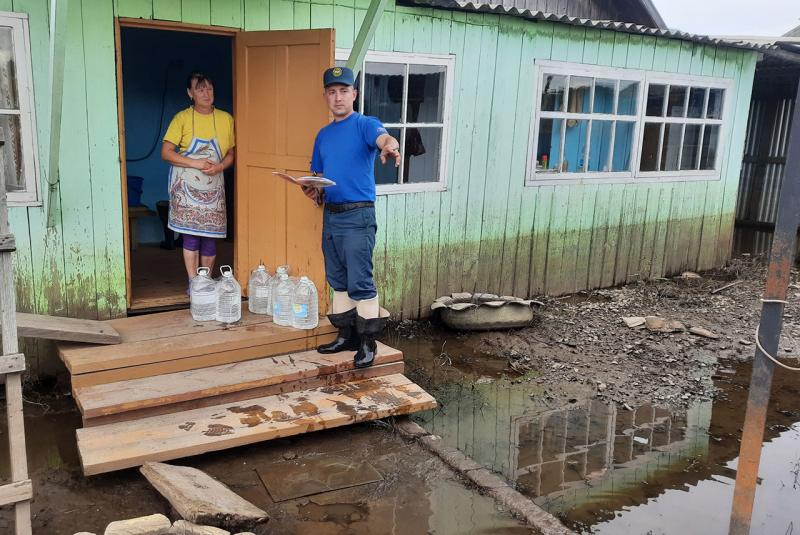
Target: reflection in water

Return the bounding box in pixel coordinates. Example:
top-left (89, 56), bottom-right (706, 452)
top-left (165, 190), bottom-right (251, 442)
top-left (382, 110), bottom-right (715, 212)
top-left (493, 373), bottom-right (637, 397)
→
top-left (411, 358), bottom-right (800, 534)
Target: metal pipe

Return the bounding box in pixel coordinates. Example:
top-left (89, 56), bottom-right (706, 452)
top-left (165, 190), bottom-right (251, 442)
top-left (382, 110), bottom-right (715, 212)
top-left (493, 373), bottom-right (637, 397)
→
top-left (729, 74), bottom-right (800, 534)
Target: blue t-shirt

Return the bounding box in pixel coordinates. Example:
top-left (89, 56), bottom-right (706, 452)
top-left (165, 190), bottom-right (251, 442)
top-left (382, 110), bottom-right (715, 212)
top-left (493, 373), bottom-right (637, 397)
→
top-left (310, 112), bottom-right (388, 204)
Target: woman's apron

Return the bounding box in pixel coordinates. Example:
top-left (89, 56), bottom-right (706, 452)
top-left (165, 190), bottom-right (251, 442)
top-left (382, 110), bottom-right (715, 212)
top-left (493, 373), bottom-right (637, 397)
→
top-left (167, 111), bottom-right (227, 239)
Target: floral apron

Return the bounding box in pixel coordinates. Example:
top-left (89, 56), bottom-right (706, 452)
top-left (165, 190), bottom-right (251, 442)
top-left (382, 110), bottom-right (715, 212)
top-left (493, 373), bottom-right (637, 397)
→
top-left (167, 111), bottom-right (227, 239)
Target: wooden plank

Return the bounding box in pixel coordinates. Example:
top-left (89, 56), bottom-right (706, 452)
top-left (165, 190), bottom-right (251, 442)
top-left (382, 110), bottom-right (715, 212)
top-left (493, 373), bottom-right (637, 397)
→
top-left (141, 462), bottom-right (268, 528)
top-left (0, 233), bottom-right (15, 251)
top-left (68, 333), bottom-right (338, 388)
top-left (83, 0), bottom-right (126, 320)
top-left (76, 343), bottom-right (403, 418)
top-left (105, 308), bottom-right (273, 344)
top-left (529, 186), bottom-right (554, 295)
top-left (401, 192), bottom-right (423, 318)
top-left (210, 0), bottom-right (242, 27)
top-left (83, 362), bottom-right (405, 427)
top-left (153, 0), bottom-right (182, 21)
top-left (60, 320), bottom-right (337, 375)
top-left (243, 0), bottom-right (270, 30)
top-left (0, 354), bottom-right (25, 375)
top-left (77, 374), bottom-right (437, 475)
top-left (180, 0), bottom-right (211, 25)
top-left (0, 480), bottom-right (32, 507)
top-left (117, 0), bottom-right (152, 18)
top-left (17, 312), bottom-right (121, 344)
top-left (544, 186), bottom-right (569, 295)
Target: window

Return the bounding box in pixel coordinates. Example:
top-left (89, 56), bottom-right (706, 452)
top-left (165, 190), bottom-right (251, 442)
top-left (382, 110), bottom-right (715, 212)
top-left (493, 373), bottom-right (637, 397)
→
top-left (0, 13), bottom-right (39, 205)
top-left (527, 61), bottom-right (731, 185)
top-left (335, 51), bottom-right (454, 194)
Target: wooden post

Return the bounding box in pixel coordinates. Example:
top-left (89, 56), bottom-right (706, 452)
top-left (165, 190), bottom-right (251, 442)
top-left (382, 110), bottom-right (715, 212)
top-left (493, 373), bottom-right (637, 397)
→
top-left (0, 131), bottom-right (33, 534)
top-left (45, 0), bottom-right (69, 228)
top-left (345, 0), bottom-right (388, 76)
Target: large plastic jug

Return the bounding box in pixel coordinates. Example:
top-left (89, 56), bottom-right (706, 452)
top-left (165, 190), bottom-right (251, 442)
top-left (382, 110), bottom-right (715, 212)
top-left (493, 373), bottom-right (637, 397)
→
top-left (216, 265), bottom-right (242, 323)
top-left (266, 265), bottom-right (288, 317)
top-left (272, 273), bottom-right (294, 327)
top-left (291, 276), bottom-right (319, 330)
top-left (190, 267), bottom-right (216, 321)
top-left (247, 264), bottom-right (271, 315)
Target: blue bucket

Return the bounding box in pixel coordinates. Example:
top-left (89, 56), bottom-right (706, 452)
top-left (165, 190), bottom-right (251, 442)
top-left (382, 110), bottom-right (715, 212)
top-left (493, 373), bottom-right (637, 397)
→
top-left (127, 176), bottom-right (144, 206)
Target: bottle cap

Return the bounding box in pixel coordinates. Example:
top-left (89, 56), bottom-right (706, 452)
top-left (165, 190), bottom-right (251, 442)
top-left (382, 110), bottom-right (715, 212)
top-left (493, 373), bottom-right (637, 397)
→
top-left (300, 276), bottom-right (309, 282)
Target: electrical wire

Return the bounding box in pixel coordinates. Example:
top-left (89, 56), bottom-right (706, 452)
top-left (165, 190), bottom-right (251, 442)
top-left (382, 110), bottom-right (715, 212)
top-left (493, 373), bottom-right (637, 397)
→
top-left (126, 62), bottom-right (176, 162)
top-left (755, 298), bottom-right (800, 372)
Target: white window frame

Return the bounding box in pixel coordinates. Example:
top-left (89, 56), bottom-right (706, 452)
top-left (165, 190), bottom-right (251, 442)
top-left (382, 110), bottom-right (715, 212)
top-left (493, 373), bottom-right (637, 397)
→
top-left (336, 49), bottom-right (454, 195)
top-left (526, 60), bottom-right (734, 186)
top-left (0, 12), bottom-right (40, 206)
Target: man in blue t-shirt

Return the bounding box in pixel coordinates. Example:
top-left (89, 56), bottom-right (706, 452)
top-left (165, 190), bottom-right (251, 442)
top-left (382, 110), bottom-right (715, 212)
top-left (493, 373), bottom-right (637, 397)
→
top-left (304, 66), bottom-right (401, 369)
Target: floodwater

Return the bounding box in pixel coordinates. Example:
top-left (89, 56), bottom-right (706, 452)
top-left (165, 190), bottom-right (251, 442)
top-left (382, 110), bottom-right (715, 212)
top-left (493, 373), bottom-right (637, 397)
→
top-left (394, 328), bottom-right (800, 535)
top-left (0, 387), bottom-right (531, 534)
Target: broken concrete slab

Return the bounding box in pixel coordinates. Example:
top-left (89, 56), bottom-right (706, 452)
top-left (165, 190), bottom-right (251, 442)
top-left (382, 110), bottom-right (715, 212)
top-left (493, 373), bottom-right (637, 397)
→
top-left (644, 316), bottom-right (685, 333)
top-left (104, 514), bottom-right (171, 535)
top-left (689, 326), bottom-right (720, 339)
top-left (393, 417), bottom-right (430, 439)
top-left (463, 468), bottom-right (508, 490)
top-left (167, 520), bottom-right (229, 535)
top-left (622, 317), bottom-right (646, 328)
top-left (418, 435), bottom-right (483, 472)
top-left (140, 462), bottom-right (268, 531)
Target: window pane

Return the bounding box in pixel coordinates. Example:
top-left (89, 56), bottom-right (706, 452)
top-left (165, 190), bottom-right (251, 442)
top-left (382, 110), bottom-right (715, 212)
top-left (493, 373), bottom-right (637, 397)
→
top-left (404, 127), bottom-right (441, 183)
top-left (587, 120), bottom-right (612, 171)
top-left (563, 119), bottom-right (589, 172)
top-left (0, 28), bottom-right (18, 110)
top-left (617, 81), bottom-right (638, 115)
top-left (667, 86), bottom-right (687, 117)
top-left (660, 123), bottom-right (683, 171)
top-left (408, 64), bottom-right (445, 123)
top-left (687, 87), bottom-right (706, 118)
top-left (364, 62), bottom-right (404, 123)
top-left (699, 125), bottom-right (720, 170)
top-left (646, 84), bottom-right (666, 116)
top-left (536, 118), bottom-right (563, 172)
top-left (541, 74), bottom-right (566, 112)
top-left (612, 121), bottom-right (635, 172)
top-left (680, 124), bottom-right (702, 170)
top-left (640, 123), bottom-right (661, 171)
top-left (567, 76), bottom-right (592, 114)
top-left (593, 79), bottom-right (615, 114)
top-left (375, 127), bottom-right (401, 184)
top-left (707, 88), bottom-right (724, 119)
top-left (0, 114), bottom-right (24, 191)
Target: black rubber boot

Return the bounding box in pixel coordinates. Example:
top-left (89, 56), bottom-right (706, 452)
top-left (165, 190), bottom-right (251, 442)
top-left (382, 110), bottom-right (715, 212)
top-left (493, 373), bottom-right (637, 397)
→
top-left (318, 308), bottom-right (360, 353)
top-left (353, 315), bottom-right (388, 368)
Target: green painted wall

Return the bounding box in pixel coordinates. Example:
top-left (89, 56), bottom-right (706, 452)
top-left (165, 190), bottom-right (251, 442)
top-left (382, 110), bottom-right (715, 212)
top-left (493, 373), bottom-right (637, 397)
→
top-left (7, 0), bottom-right (756, 373)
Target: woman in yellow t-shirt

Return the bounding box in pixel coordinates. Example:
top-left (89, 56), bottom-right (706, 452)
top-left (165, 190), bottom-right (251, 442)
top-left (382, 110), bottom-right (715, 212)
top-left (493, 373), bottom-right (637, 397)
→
top-left (161, 71), bottom-right (235, 288)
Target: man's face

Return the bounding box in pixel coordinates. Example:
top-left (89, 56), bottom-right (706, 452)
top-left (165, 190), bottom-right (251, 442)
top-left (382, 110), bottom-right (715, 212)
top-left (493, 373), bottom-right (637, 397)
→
top-left (324, 84), bottom-right (357, 118)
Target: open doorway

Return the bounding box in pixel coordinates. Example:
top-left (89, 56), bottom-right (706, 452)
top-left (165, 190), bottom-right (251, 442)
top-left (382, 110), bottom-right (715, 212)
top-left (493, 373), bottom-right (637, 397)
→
top-left (118, 24), bottom-right (235, 310)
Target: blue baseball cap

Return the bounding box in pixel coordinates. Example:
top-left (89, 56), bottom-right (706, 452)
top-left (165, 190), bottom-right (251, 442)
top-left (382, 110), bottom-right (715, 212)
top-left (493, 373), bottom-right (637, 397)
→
top-left (323, 66), bottom-right (355, 88)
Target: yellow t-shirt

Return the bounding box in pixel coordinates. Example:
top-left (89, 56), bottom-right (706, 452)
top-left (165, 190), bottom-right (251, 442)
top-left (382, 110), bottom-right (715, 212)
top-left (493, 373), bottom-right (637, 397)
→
top-left (163, 107), bottom-right (235, 157)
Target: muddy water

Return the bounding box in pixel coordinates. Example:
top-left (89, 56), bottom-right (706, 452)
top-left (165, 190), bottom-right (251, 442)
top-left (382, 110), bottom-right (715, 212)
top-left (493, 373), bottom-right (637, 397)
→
top-left (394, 328), bottom-right (800, 534)
top-left (0, 392), bottom-right (531, 534)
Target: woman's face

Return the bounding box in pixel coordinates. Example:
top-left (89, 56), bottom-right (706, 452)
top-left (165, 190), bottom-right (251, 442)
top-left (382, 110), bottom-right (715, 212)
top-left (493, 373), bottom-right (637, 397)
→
top-left (188, 79), bottom-right (214, 108)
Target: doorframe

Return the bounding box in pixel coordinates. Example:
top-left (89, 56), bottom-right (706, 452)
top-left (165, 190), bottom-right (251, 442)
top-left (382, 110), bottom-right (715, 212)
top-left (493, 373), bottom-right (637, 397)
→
top-left (113, 17), bottom-right (238, 310)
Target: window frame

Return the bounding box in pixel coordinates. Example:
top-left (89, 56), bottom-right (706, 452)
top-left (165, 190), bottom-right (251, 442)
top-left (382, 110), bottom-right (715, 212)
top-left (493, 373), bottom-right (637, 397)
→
top-left (335, 49), bottom-right (455, 195)
top-left (526, 60), bottom-right (734, 186)
top-left (0, 12), bottom-right (40, 206)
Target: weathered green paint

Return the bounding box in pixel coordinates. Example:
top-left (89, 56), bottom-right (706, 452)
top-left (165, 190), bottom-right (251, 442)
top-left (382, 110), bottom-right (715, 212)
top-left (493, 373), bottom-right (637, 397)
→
top-left (7, 0), bottom-right (758, 376)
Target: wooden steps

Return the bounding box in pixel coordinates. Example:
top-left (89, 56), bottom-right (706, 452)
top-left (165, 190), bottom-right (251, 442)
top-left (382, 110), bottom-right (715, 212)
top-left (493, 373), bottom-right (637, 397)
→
top-left (76, 343), bottom-right (404, 426)
top-left (78, 374), bottom-right (436, 475)
top-left (58, 308), bottom-right (436, 475)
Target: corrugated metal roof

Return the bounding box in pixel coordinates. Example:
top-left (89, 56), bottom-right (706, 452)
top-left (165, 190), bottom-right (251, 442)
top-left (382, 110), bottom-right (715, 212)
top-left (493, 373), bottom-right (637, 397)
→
top-left (400, 0), bottom-right (783, 52)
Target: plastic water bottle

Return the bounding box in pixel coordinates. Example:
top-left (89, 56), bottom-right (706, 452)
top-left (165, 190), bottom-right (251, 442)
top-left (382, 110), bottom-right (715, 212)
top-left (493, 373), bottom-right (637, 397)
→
top-left (272, 273), bottom-right (294, 327)
top-left (266, 265), bottom-right (288, 317)
top-left (216, 265), bottom-right (242, 323)
top-left (247, 265), bottom-right (271, 314)
top-left (291, 276), bottom-right (319, 330)
top-left (190, 267), bottom-right (216, 321)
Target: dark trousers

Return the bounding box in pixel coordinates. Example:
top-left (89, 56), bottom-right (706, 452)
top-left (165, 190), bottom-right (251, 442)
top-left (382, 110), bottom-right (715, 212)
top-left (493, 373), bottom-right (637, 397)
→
top-left (322, 206), bottom-right (377, 301)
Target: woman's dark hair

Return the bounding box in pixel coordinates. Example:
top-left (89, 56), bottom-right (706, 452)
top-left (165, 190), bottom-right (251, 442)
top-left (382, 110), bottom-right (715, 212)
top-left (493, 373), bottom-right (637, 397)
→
top-left (186, 71), bottom-right (213, 91)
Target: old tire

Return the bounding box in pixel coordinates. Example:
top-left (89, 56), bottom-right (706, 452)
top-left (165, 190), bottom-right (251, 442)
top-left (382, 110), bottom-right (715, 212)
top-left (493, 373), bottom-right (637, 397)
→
top-left (440, 304), bottom-right (534, 331)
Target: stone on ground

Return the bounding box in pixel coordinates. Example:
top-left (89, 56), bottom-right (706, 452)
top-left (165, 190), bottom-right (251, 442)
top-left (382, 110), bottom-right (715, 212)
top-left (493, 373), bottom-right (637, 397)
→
top-left (167, 520), bottom-right (229, 535)
top-left (140, 462), bottom-right (268, 530)
top-left (104, 514), bottom-right (171, 535)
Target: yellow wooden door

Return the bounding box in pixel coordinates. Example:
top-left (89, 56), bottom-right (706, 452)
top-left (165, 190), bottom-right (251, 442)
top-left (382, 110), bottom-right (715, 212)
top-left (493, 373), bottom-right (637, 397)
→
top-left (234, 29), bottom-right (333, 308)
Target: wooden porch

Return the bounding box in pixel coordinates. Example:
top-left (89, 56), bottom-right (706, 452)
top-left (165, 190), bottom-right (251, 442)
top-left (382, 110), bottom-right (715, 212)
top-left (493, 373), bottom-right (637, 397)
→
top-left (56, 309), bottom-right (436, 476)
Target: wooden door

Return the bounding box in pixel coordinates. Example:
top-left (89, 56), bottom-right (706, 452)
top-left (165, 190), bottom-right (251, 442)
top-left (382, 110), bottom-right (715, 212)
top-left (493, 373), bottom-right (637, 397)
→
top-left (234, 29), bottom-right (333, 307)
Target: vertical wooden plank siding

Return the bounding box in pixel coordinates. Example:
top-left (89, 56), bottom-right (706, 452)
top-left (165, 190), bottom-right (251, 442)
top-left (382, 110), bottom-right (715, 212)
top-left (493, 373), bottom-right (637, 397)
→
top-left (5, 0), bottom-right (760, 372)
